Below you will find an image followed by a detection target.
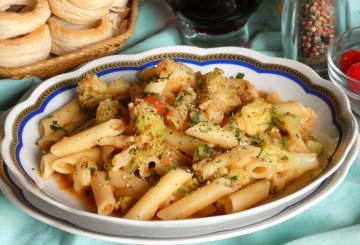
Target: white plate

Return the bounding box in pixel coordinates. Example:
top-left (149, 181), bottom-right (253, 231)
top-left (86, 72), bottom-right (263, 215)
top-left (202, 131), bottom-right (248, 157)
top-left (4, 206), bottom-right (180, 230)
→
top-left (0, 46), bottom-right (358, 238)
top-left (0, 136), bottom-right (358, 244)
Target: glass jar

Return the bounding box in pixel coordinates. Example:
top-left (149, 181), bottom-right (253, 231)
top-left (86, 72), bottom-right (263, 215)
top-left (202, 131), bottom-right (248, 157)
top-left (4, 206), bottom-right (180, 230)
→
top-left (165, 0), bottom-right (264, 48)
top-left (282, 0), bottom-right (350, 77)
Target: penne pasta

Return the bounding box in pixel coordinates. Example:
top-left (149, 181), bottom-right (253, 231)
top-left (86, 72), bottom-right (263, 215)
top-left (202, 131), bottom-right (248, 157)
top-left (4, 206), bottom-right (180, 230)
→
top-left (37, 120), bottom-right (85, 150)
top-left (193, 145), bottom-right (261, 181)
top-left (97, 135), bottom-right (135, 148)
top-left (111, 144), bottom-right (136, 171)
top-left (225, 179), bottom-right (270, 214)
top-left (245, 160), bottom-right (272, 179)
top-left (157, 178), bottom-right (239, 220)
top-left (40, 99), bottom-right (89, 137)
top-left (139, 156), bottom-right (160, 178)
top-left (50, 119), bottom-right (125, 157)
top-left (91, 171), bottom-right (116, 216)
top-left (185, 122), bottom-right (238, 148)
top-left (110, 170), bottom-right (150, 200)
top-left (51, 147), bottom-right (101, 174)
top-left (40, 153), bottom-right (58, 179)
top-left (72, 160), bottom-right (97, 192)
top-left (124, 168), bottom-right (192, 220)
top-left (166, 127), bottom-right (207, 155)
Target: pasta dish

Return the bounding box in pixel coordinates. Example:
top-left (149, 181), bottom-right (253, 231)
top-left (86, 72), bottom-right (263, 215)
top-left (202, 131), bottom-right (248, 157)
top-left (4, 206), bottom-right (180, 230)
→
top-left (37, 59), bottom-right (324, 220)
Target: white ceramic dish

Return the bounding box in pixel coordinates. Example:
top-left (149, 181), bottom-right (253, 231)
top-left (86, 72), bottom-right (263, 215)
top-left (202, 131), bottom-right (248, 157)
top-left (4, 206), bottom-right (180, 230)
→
top-left (1, 136), bottom-right (358, 244)
top-left (0, 46), bottom-right (358, 239)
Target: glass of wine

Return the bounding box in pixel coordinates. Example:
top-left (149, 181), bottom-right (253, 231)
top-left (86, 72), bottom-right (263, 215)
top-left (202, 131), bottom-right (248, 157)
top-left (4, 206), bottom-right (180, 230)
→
top-left (165, 0), bottom-right (263, 47)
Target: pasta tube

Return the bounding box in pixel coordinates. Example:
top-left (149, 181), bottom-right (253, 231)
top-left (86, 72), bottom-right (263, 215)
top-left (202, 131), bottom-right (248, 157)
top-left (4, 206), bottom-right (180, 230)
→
top-left (157, 178), bottom-right (239, 220)
top-left (124, 168), bottom-right (192, 220)
top-left (51, 147), bottom-right (101, 174)
top-left (91, 171), bottom-right (116, 216)
top-left (185, 122), bottom-right (238, 148)
top-left (37, 120), bottom-right (85, 150)
top-left (224, 179), bottom-right (270, 214)
top-left (166, 127), bottom-right (207, 155)
top-left (50, 119), bottom-right (125, 157)
top-left (40, 153), bottom-right (58, 179)
top-left (40, 99), bottom-right (89, 137)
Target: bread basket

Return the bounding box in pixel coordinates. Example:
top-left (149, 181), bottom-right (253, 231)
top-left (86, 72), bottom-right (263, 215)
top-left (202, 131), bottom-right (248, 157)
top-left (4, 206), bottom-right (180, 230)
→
top-left (0, 0), bottom-right (138, 80)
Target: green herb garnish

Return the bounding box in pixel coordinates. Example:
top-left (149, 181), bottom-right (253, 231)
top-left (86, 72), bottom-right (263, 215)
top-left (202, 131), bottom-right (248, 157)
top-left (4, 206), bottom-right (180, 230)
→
top-left (50, 121), bottom-right (65, 131)
top-left (281, 155), bottom-right (288, 160)
top-left (229, 175), bottom-right (238, 181)
top-left (236, 72), bottom-right (245, 79)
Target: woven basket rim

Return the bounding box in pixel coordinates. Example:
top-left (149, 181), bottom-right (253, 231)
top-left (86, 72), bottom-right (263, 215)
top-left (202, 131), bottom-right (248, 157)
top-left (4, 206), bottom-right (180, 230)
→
top-left (0, 0), bottom-right (138, 79)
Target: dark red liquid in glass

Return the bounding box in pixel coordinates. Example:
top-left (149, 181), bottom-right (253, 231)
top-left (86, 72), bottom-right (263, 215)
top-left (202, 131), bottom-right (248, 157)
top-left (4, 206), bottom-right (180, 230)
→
top-left (166, 0), bottom-right (263, 34)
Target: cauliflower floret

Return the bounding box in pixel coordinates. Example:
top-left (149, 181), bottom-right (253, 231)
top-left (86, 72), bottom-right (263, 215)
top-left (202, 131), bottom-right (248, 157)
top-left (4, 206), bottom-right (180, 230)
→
top-left (95, 99), bottom-right (123, 124)
top-left (272, 101), bottom-right (316, 153)
top-left (78, 74), bottom-right (129, 110)
top-left (78, 74), bottom-right (108, 110)
top-left (166, 87), bottom-right (197, 131)
top-left (305, 135), bottom-right (323, 155)
top-left (272, 151), bottom-right (319, 190)
top-left (225, 98), bottom-right (273, 136)
top-left (193, 145), bottom-right (261, 182)
top-left (129, 101), bottom-right (167, 171)
top-left (108, 78), bottom-right (130, 99)
top-left (135, 101), bottom-right (166, 137)
top-left (199, 68), bottom-right (259, 124)
top-left (156, 59), bottom-right (196, 93)
top-left (259, 143), bottom-right (319, 190)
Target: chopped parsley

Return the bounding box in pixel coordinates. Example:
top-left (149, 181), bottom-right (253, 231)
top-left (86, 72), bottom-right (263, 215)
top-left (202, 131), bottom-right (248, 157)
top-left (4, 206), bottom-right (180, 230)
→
top-left (50, 121), bottom-right (65, 131)
top-left (272, 117), bottom-right (281, 126)
top-left (281, 137), bottom-right (288, 147)
top-left (129, 148), bottom-right (137, 155)
top-left (203, 144), bottom-right (212, 154)
top-left (229, 175), bottom-right (238, 181)
top-left (105, 175), bottom-right (111, 181)
top-left (236, 72), bottom-right (245, 79)
top-left (176, 94), bottom-right (184, 101)
top-left (194, 147), bottom-right (200, 157)
top-left (308, 135), bottom-right (316, 141)
top-left (177, 187), bottom-right (187, 194)
top-left (191, 110), bottom-right (201, 124)
top-left (281, 155), bottom-right (288, 160)
top-left (167, 166), bottom-right (177, 172)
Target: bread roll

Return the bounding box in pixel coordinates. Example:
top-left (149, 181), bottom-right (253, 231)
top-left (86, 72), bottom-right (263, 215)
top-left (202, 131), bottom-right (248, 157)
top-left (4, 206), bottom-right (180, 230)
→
top-left (0, 0), bottom-right (51, 39)
top-left (48, 16), bottom-right (113, 55)
top-left (48, 0), bottom-right (112, 24)
top-left (0, 24), bottom-right (51, 67)
top-left (67, 0), bottom-right (114, 11)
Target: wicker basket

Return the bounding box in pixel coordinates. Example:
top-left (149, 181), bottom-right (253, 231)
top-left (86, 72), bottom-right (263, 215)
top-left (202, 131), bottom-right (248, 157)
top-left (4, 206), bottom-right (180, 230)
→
top-left (0, 0), bottom-right (138, 80)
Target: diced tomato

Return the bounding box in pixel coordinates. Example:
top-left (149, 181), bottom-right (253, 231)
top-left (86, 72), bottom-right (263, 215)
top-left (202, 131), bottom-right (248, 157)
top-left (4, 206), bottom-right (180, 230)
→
top-left (340, 50), bottom-right (360, 73)
top-left (221, 117), bottom-right (231, 127)
top-left (347, 63), bottom-right (360, 94)
top-left (145, 95), bottom-right (168, 116)
top-left (240, 93), bottom-right (250, 103)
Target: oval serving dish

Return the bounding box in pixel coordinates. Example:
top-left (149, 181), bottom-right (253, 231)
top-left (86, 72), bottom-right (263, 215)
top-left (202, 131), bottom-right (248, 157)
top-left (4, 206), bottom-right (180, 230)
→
top-left (1, 46), bottom-right (358, 239)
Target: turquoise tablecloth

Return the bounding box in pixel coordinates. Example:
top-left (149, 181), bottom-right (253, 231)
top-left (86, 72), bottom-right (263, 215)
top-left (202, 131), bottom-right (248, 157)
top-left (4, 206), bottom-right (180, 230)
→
top-left (1, 1), bottom-right (360, 244)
